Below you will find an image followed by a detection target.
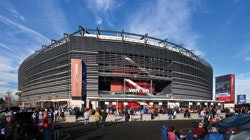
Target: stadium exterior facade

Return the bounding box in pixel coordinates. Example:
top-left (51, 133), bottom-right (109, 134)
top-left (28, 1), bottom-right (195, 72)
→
top-left (17, 27), bottom-right (213, 109)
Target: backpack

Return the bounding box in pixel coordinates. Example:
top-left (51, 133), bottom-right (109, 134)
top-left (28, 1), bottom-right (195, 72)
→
top-left (204, 132), bottom-right (223, 140)
top-left (209, 133), bottom-right (223, 140)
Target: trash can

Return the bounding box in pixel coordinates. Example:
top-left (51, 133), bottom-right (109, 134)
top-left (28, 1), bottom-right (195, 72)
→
top-left (53, 124), bottom-right (62, 140)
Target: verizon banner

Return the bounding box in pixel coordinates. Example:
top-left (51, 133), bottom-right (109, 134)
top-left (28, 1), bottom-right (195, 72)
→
top-left (71, 59), bottom-right (82, 97)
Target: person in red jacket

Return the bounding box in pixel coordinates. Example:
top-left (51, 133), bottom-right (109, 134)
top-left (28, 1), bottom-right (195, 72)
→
top-left (185, 122), bottom-right (206, 140)
top-left (42, 110), bottom-right (52, 140)
top-left (192, 122), bottom-right (206, 138)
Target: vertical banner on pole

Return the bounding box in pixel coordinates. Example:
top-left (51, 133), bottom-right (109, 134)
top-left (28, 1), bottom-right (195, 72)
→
top-left (71, 59), bottom-right (82, 98)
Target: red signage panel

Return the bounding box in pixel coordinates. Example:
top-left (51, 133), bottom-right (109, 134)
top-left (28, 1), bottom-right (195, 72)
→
top-left (71, 59), bottom-right (82, 97)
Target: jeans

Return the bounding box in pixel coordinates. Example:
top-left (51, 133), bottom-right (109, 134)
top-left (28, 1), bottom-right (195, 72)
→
top-left (101, 118), bottom-right (106, 126)
top-left (168, 114), bottom-right (173, 120)
top-left (186, 131), bottom-right (201, 140)
top-left (85, 118), bottom-right (89, 126)
top-left (43, 129), bottom-right (52, 140)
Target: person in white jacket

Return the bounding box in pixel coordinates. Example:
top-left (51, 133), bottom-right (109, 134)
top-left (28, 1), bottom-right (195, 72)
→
top-left (200, 107), bottom-right (208, 125)
top-left (84, 109), bottom-right (90, 127)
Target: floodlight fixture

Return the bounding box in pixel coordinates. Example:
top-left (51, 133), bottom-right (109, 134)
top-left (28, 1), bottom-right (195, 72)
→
top-left (51, 39), bottom-right (57, 44)
top-left (121, 29), bottom-right (125, 41)
top-left (96, 27), bottom-right (100, 35)
top-left (140, 33), bottom-right (148, 40)
top-left (64, 33), bottom-right (68, 37)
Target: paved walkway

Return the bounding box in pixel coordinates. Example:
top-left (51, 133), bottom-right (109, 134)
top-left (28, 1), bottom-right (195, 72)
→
top-left (57, 119), bottom-right (199, 140)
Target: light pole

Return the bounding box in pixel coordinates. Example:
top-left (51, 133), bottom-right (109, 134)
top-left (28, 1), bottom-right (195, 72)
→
top-left (6, 91), bottom-right (11, 111)
top-left (36, 95), bottom-right (41, 108)
top-left (15, 90), bottom-right (23, 108)
top-left (52, 93), bottom-right (57, 108)
top-left (55, 95), bottom-right (58, 108)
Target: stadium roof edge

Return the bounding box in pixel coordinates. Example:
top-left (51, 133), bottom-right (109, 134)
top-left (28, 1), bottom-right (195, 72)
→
top-left (24, 27), bottom-right (210, 68)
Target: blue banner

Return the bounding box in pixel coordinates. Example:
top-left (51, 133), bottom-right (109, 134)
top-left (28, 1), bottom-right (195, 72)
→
top-left (237, 94), bottom-right (246, 104)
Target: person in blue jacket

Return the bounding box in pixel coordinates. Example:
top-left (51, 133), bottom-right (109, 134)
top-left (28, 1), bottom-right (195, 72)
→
top-left (161, 123), bottom-right (169, 140)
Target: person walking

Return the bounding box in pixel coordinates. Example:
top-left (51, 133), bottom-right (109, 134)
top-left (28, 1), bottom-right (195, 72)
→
top-left (94, 110), bottom-right (101, 127)
top-left (42, 110), bottom-right (52, 140)
top-left (84, 109), bottom-right (90, 127)
top-left (216, 107), bottom-right (221, 118)
top-left (173, 109), bottom-right (177, 119)
top-left (167, 108), bottom-right (173, 120)
top-left (101, 109), bottom-right (108, 127)
top-left (200, 107), bottom-right (208, 125)
top-left (150, 107), bottom-right (155, 120)
top-left (38, 109), bottom-right (43, 131)
top-left (161, 123), bottom-right (168, 140)
top-left (124, 110), bottom-right (130, 122)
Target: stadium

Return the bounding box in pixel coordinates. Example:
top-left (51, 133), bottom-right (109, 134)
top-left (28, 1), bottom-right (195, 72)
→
top-left (17, 26), bottom-right (213, 109)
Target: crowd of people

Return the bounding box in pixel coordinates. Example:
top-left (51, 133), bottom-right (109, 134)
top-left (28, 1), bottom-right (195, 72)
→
top-left (69, 104), bottom-right (241, 125)
top-left (0, 104), bottom-right (248, 140)
top-left (0, 107), bottom-right (65, 140)
top-left (74, 108), bottom-right (108, 128)
top-left (160, 104), bottom-right (250, 140)
top-left (68, 105), bottom-right (249, 140)
top-left (160, 105), bottom-right (239, 140)
top-left (70, 105), bottom-right (196, 123)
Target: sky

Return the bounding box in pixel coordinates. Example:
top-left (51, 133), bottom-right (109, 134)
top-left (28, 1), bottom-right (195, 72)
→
top-left (0, 0), bottom-right (250, 102)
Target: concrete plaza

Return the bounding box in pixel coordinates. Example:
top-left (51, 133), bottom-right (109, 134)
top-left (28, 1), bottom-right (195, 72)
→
top-left (59, 119), bottom-right (198, 140)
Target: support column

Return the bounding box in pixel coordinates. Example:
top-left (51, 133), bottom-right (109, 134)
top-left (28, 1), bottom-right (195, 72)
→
top-left (86, 99), bottom-right (90, 108)
top-left (116, 100), bottom-right (118, 114)
top-left (91, 101), bottom-right (99, 110)
top-left (150, 79), bottom-right (153, 96)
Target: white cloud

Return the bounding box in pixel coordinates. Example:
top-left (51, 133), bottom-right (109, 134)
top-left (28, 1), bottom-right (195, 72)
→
top-left (0, 55), bottom-right (17, 99)
top-left (87, 0), bottom-right (116, 12)
top-left (0, 15), bottom-right (50, 42)
top-left (0, 42), bottom-right (15, 53)
top-left (9, 8), bottom-right (25, 21)
top-left (96, 17), bottom-right (103, 25)
top-left (0, 1), bottom-right (25, 21)
top-left (84, 0), bottom-right (123, 27)
top-left (231, 0), bottom-right (241, 6)
top-left (237, 72), bottom-right (250, 80)
top-left (245, 57), bottom-right (250, 61)
top-left (0, 1), bottom-right (70, 99)
top-left (41, 1), bottom-right (70, 36)
top-left (125, 0), bottom-right (204, 57)
top-left (235, 73), bottom-right (250, 101)
top-left (0, 56), bottom-right (19, 99)
top-left (0, 15), bottom-right (51, 99)
top-left (234, 42), bottom-right (250, 61)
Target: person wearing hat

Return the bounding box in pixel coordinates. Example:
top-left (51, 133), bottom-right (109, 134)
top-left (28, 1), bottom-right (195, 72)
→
top-left (4, 111), bottom-right (19, 140)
